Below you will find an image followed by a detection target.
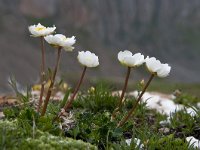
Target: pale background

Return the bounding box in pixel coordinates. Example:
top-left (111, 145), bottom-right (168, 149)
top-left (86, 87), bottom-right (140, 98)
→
top-left (0, 0), bottom-right (200, 93)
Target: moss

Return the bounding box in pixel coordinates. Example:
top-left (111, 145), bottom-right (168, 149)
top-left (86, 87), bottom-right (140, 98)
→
top-left (0, 120), bottom-right (97, 150)
top-left (148, 134), bottom-right (190, 150)
top-left (21, 134), bottom-right (97, 150)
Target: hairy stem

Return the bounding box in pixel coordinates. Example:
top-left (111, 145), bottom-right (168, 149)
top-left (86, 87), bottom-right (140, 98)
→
top-left (112, 67), bottom-right (131, 119)
top-left (37, 36), bottom-right (46, 113)
top-left (117, 74), bottom-right (154, 127)
top-left (41, 47), bottom-right (62, 116)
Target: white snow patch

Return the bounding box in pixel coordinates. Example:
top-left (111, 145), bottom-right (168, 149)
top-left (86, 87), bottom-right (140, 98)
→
top-left (186, 136), bottom-right (200, 149)
top-left (55, 91), bottom-right (65, 100)
top-left (197, 102), bottom-right (200, 108)
top-left (186, 108), bottom-right (197, 117)
top-left (125, 138), bottom-right (144, 149)
top-left (129, 91), bottom-right (197, 117)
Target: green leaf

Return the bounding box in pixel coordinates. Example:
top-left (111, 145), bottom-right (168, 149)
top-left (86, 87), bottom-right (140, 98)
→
top-left (59, 89), bottom-right (71, 109)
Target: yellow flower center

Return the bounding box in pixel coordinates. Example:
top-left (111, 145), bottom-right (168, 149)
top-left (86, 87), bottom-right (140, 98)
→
top-left (35, 27), bottom-right (46, 31)
top-left (86, 57), bottom-right (92, 62)
top-left (61, 37), bottom-right (67, 41)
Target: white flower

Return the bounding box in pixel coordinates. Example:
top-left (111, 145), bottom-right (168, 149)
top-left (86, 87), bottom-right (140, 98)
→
top-left (157, 63), bottom-right (171, 78)
top-left (44, 34), bottom-right (76, 51)
top-left (77, 51), bottom-right (99, 67)
top-left (118, 50), bottom-right (144, 67)
top-left (28, 23), bottom-right (56, 37)
top-left (145, 57), bottom-right (161, 73)
top-left (145, 56), bottom-right (171, 78)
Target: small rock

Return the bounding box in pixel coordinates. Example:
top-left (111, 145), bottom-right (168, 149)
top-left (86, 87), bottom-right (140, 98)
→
top-left (0, 112), bottom-right (5, 119)
top-left (159, 117), bottom-right (171, 126)
top-left (159, 127), bottom-right (170, 134)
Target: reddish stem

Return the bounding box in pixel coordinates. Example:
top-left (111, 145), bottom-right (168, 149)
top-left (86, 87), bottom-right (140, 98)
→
top-left (118, 67), bottom-right (131, 108)
top-left (37, 36), bottom-right (46, 113)
top-left (41, 47), bottom-right (62, 116)
top-left (56, 66), bottom-right (87, 119)
top-left (112, 67), bottom-right (131, 118)
top-left (117, 74), bottom-right (154, 127)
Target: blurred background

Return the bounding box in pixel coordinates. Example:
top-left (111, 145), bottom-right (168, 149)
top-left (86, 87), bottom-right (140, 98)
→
top-left (0, 0), bottom-right (200, 94)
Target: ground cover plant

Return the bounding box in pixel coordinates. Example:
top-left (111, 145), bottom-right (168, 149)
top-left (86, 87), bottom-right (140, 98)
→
top-left (1, 83), bottom-right (200, 149)
top-left (0, 23), bottom-right (200, 149)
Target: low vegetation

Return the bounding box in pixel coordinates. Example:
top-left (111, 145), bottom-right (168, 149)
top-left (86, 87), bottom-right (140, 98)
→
top-left (1, 83), bottom-right (199, 149)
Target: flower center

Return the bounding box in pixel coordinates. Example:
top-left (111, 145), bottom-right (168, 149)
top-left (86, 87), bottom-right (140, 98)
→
top-left (86, 57), bottom-right (92, 62)
top-left (61, 37), bottom-right (67, 41)
top-left (35, 27), bottom-right (46, 31)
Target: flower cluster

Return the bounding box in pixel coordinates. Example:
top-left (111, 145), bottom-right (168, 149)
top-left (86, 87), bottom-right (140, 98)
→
top-left (28, 23), bottom-right (99, 116)
top-left (28, 23), bottom-right (171, 126)
top-left (116, 50), bottom-right (171, 127)
top-left (118, 50), bottom-right (171, 77)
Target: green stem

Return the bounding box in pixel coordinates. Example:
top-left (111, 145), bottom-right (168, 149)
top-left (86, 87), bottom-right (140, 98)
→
top-left (37, 36), bottom-right (46, 113)
top-left (41, 47), bottom-right (62, 116)
top-left (117, 74), bottom-right (154, 127)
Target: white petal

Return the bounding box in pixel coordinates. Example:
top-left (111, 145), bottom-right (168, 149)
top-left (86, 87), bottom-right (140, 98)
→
top-left (118, 50), bottom-right (132, 62)
top-left (44, 34), bottom-right (76, 50)
top-left (28, 23), bottom-right (56, 37)
top-left (118, 51), bottom-right (144, 67)
top-left (132, 53), bottom-right (145, 66)
top-left (157, 64), bottom-right (171, 78)
top-left (145, 57), bottom-right (161, 73)
top-left (77, 51), bottom-right (99, 67)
